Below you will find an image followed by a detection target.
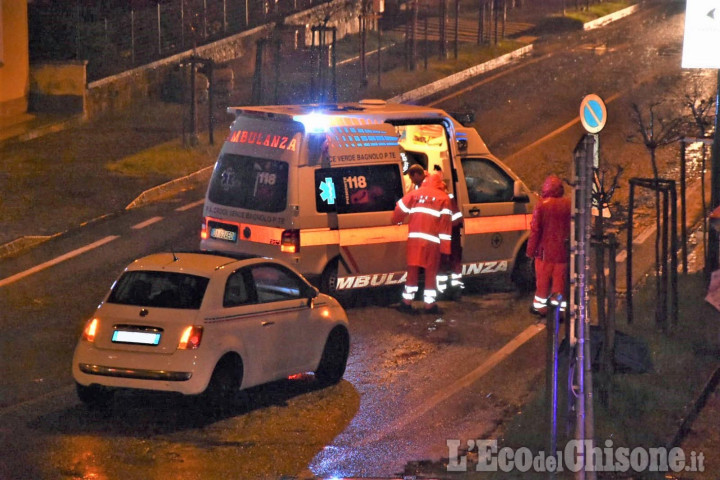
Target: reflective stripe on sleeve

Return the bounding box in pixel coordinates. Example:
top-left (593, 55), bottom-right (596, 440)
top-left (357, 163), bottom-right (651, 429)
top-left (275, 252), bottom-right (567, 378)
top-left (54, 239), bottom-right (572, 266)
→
top-left (397, 199), bottom-right (410, 213)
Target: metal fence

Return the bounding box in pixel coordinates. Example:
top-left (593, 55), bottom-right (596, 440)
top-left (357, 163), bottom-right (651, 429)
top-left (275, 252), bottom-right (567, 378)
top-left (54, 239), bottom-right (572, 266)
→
top-left (29, 0), bottom-right (330, 81)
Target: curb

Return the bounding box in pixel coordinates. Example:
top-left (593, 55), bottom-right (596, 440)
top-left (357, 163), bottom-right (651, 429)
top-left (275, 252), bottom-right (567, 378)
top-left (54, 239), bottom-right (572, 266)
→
top-left (583, 4), bottom-right (640, 31)
top-left (387, 44), bottom-right (534, 104)
top-left (0, 114), bottom-right (85, 147)
top-left (0, 236), bottom-right (55, 259)
top-left (125, 165), bottom-right (214, 210)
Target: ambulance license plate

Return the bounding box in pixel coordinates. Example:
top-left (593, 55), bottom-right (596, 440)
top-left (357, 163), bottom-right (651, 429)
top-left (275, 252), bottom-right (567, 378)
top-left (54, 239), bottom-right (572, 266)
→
top-left (209, 221), bottom-right (238, 242)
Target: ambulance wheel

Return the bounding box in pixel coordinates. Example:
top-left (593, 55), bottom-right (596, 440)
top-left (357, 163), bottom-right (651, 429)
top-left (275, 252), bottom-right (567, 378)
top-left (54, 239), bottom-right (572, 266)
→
top-left (321, 260), bottom-right (357, 308)
top-left (511, 250), bottom-right (535, 292)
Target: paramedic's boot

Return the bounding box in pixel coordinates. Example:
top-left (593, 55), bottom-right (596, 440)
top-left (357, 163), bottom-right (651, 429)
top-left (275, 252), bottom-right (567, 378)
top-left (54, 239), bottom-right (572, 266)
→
top-left (423, 304), bottom-right (442, 315)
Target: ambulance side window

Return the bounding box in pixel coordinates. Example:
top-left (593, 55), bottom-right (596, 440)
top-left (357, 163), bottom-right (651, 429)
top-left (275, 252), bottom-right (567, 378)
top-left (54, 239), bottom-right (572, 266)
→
top-left (462, 157), bottom-right (514, 204)
top-left (315, 165), bottom-right (404, 214)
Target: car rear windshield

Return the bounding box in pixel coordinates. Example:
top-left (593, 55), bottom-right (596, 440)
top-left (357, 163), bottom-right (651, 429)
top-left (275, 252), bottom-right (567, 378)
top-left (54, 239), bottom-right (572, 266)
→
top-left (108, 271), bottom-right (210, 309)
top-left (207, 153), bottom-right (289, 212)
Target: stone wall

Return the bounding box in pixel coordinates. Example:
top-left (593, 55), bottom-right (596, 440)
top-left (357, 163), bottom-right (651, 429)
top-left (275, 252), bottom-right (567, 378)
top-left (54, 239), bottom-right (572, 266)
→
top-left (29, 60), bottom-right (87, 115)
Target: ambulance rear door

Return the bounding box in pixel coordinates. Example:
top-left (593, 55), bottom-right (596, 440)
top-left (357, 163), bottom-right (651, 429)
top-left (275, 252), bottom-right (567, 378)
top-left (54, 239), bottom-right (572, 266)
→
top-left (457, 155), bottom-right (532, 278)
top-left (314, 123), bottom-right (408, 288)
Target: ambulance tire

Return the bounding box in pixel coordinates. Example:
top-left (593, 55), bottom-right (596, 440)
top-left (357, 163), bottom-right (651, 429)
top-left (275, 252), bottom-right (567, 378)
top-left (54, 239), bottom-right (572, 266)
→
top-left (321, 260), bottom-right (357, 308)
top-left (511, 250), bottom-right (535, 292)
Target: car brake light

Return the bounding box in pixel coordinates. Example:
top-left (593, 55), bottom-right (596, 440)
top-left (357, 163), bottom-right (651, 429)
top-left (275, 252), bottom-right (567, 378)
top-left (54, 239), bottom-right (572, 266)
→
top-left (200, 221), bottom-right (208, 240)
top-left (178, 326), bottom-right (203, 349)
top-left (82, 318), bottom-right (99, 343)
top-left (281, 229), bottom-right (300, 253)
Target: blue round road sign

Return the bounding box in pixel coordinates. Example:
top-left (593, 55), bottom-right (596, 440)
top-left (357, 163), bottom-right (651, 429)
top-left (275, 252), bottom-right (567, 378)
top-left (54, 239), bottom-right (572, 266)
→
top-left (579, 94), bottom-right (607, 134)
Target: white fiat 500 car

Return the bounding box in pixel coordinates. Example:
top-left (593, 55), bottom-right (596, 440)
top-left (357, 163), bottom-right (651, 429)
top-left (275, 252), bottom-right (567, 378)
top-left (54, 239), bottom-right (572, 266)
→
top-left (72, 251), bottom-right (350, 408)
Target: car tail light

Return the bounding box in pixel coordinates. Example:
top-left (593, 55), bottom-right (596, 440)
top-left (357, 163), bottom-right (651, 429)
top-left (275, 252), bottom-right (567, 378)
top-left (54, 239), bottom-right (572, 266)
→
top-left (178, 326), bottom-right (203, 350)
top-left (82, 318), bottom-right (99, 343)
top-left (200, 220), bottom-right (208, 240)
top-left (281, 229), bottom-right (300, 253)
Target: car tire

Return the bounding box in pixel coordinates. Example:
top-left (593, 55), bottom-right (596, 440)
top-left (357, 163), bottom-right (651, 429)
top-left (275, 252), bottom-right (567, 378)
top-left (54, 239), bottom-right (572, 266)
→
top-left (203, 355), bottom-right (243, 409)
top-left (511, 248), bottom-right (535, 292)
top-left (76, 382), bottom-right (114, 409)
top-left (320, 259), bottom-right (357, 308)
top-left (315, 327), bottom-right (350, 386)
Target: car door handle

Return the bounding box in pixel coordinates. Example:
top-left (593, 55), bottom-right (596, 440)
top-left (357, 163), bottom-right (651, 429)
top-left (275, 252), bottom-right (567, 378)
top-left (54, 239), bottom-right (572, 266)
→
top-left (469, 207), bottom-right (480, 217)
top-left (262, 321), bottom-right (275, 327)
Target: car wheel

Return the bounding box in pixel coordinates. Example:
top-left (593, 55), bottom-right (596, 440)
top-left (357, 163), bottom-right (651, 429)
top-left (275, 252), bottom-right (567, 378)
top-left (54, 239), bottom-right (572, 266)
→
top-left (76, 382), bottom-right (114, 409)
top-left (315, 327), bottom-right (350, 386)
top-left (320, 259), bottom-right (357, 308)
top-left (204, 355), bottom-right (243, 408)
top-left (511, 247), bottom-right (535, 292)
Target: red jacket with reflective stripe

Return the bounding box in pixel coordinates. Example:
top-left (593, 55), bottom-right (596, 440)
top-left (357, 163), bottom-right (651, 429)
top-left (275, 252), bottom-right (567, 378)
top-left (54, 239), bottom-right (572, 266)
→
top-left (392, 174), bottom-right (453, 266)
top-left (526, 175), bottom-right (571, 264)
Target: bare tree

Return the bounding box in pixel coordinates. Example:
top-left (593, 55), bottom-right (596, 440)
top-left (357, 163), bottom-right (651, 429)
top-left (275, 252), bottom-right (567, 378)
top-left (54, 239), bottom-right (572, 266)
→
top-left (628, 101), bottom-right (683, 327)
top-left (682, 75), bottom-right (716, 276)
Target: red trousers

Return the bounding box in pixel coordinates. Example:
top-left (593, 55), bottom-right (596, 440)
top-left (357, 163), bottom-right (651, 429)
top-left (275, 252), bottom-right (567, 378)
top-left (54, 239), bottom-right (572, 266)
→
top-left (533, 257), bottom-right (567, 313)
top-left (403, 256), bottom-right (440, 307)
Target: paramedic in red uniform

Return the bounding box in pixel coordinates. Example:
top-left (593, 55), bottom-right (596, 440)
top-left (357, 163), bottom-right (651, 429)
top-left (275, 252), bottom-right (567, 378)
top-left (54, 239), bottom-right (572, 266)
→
top-left (526, 175), bottom-right (571, 317)
top-left (440, 192), bottom-right (464, 296)
top-left (393, 172), bottom-right (453, 314)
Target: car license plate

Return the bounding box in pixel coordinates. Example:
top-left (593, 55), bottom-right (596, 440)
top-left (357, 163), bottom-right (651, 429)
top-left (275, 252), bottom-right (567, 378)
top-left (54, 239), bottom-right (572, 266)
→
top-left (208, 221), bottom-right (238, 242)
top-left (112, 330), bottom-right (161, 345)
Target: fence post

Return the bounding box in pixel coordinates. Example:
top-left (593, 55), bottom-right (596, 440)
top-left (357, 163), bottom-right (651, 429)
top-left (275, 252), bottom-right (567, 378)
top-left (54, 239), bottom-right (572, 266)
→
top-left (131, 9), bottom-right (136, 65)
top-left (157, 2), bottom-right (162, 55)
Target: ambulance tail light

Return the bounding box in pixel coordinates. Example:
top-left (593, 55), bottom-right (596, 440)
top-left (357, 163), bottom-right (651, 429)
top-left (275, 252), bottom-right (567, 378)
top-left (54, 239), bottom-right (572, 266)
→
top-left (281, 229), bottom-right (300, 253)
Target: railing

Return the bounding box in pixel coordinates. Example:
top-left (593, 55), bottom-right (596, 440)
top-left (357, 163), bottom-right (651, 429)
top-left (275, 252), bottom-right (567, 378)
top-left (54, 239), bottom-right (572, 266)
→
top-left (29, 0), bottom-right (329, 82)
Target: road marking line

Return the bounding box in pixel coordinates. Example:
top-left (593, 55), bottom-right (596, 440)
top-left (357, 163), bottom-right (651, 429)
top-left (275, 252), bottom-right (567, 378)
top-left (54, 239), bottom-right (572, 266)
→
top-left (616, 250), bottom-right (627, 263)
top-left (0, 235), bottom-right (119, 288)
top-left (175, 199), bottom-right (205, 212)
top-left (506, 92), bottom-right (621, 162)
top-left (633, 225), bottom-right (655, 244)
top-left (131, 216), bottom-right (163, 230)
top-left (358, 323), bottom-right (545, 446)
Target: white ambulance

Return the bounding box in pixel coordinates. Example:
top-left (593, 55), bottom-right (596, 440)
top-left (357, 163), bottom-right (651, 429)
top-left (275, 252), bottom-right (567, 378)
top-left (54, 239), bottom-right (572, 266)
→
top-left (200, 100), bottom-right (537, 302)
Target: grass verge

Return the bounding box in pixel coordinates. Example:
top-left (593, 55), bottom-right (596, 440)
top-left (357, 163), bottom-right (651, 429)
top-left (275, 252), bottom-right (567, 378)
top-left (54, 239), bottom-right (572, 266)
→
top-left (105, 128), bottom-right (223, 178)
top-left (492, 272), bottom-right (720, 479)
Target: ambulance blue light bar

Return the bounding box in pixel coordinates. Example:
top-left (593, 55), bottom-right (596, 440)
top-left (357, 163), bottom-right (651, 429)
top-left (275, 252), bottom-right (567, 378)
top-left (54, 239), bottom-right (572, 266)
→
top-left (294, 113), bottom-right (331, 133)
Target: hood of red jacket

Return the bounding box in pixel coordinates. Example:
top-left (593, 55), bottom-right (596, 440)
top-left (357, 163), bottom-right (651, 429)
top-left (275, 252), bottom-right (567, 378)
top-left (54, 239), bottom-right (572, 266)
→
top-left (422, 172), bottom-right (446, 191)
top-left (541, 175), bottom-right (564, 198)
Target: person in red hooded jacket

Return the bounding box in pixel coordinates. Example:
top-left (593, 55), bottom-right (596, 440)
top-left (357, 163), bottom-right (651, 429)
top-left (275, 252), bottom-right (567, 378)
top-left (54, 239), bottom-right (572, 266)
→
top-left (526, 175), bottom-right (571, 317)
top-left (393, 172), bottom-right (453, 314)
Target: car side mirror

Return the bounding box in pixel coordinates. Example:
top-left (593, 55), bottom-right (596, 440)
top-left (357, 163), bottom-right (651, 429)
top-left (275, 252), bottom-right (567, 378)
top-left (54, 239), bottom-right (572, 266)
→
top-left (512, 180), bottom-right (530, 203)
top-left (306, 285), bottom-right (319, 308)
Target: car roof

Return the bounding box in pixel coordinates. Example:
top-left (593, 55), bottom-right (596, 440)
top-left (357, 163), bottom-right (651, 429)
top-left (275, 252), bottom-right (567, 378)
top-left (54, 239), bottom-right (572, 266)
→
top-left (125, 251), bottom-right (269, 277)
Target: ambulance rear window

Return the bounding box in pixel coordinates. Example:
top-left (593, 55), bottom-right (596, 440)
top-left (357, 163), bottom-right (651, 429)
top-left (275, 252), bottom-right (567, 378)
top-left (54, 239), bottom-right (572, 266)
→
top-left (207, 154), bottom-right (288, 212)
top-left (315, 165), bottom-right (403, 214)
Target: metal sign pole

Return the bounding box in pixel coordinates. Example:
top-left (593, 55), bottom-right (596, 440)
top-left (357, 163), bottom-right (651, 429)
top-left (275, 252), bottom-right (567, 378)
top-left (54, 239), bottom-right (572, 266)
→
top-left (571, 94), bottom-right (605, 478)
